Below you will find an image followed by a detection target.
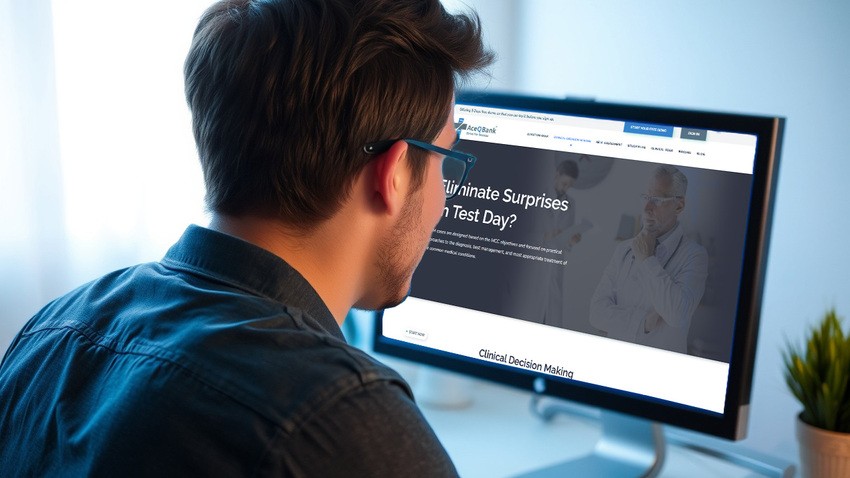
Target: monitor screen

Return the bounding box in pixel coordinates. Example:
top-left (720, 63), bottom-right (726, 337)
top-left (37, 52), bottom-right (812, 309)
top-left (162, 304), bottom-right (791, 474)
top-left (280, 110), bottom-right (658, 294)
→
top-left (375, 92), bottom-right (782, 441)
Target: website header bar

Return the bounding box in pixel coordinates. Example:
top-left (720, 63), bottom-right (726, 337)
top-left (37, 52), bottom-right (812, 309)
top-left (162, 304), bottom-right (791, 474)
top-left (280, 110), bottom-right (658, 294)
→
top-left (455, 105), bottom-right (756, 174)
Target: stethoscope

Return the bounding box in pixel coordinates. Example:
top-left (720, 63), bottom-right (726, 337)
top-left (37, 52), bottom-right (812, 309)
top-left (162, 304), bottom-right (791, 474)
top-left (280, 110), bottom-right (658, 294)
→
top-left (621, 231), bottom-right (684, 278)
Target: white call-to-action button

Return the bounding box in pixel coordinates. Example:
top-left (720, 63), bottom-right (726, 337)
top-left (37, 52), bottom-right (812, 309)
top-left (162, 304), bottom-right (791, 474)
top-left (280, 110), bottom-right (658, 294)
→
top-left (404, 329), bottom-right (428, 341)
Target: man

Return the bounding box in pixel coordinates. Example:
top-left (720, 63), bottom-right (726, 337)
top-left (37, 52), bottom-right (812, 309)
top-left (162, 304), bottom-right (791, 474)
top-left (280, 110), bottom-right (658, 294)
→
top-left (545, 159), bottom-right (581, 249)
top-left (589, 164), bottom-right (708, 354)
top-left (0, 0), bottom-right (492, 475)
top-left (540, 159), bottom-right (581, 326)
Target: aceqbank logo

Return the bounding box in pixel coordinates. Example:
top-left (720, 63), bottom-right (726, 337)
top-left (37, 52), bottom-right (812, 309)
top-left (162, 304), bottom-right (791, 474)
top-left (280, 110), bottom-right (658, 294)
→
top-left (456, 120), bottom-right (497, 137)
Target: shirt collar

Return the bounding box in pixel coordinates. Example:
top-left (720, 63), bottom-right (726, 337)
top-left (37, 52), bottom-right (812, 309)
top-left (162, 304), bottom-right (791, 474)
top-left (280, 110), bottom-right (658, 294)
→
top-left (161, 225), bottom-right (342, 340)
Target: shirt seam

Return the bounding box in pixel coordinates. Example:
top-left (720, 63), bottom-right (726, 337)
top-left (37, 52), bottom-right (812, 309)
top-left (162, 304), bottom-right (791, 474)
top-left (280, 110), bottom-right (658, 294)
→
top-left (22, 319), bottom-right (404, 439)
top-left (160, 257), bottom-right (275, 302)
top-left (160, 255), bottom-right (341, 339)
top-left (21, 320), bottom-right (298, 433)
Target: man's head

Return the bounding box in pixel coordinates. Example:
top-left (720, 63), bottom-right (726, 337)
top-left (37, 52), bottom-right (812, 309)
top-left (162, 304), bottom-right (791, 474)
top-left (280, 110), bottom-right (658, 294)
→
top-left (554, 160), bottom-right (579, 198)
top-left (184, 0), bottom-right (492, 229)
top-left (642, 165), bottom-right (687, 236)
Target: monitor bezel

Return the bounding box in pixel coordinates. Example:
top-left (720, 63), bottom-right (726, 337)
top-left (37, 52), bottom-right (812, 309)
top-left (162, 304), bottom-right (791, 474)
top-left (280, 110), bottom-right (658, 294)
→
top-left (373, 91), bottom-right (784, 440)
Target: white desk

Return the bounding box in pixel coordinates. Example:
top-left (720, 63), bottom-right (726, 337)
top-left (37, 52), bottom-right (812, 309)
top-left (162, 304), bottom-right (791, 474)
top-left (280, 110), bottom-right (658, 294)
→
top-left (378, 355), bottom-right (793, 478)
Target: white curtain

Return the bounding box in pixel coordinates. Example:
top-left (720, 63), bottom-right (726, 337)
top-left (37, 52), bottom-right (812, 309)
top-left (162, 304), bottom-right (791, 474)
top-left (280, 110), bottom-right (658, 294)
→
top-left (1, 0), bottom-right (66, 352)
top-left (1, 0), bottom-right (212, 354)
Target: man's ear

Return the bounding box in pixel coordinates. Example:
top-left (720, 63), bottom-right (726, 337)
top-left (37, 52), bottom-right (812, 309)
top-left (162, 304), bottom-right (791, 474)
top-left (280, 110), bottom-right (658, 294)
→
top-left (675, 197), bottom-right (686, 214)
top-left (372, 140), bottom-right (409, 216)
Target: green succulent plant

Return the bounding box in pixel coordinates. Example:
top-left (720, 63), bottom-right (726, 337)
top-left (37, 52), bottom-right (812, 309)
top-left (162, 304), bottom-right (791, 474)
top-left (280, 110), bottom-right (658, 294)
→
top-left (784, 309), bottom-right (850, 432)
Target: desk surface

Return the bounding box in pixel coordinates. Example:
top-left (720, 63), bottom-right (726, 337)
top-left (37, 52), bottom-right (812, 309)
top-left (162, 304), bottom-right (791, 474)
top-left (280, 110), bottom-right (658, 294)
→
top-left (378, 356), bottom-right (789, 478)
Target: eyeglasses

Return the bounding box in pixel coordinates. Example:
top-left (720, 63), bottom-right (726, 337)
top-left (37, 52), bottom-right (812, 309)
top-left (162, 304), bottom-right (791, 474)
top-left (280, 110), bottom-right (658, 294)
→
top-left (640, 193), bottom-right (682, 207)
top-left (363, 132), bottom-right (476, 200)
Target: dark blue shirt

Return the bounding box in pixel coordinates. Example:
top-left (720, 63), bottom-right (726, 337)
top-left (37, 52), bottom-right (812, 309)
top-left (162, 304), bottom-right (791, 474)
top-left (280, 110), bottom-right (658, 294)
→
top-left (0, 225), bottom-right (456, 477)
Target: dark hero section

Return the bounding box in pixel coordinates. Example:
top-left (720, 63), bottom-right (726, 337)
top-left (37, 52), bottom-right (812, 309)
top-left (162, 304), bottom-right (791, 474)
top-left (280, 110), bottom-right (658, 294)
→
top-left (409, 140), bottom-right (753, 363)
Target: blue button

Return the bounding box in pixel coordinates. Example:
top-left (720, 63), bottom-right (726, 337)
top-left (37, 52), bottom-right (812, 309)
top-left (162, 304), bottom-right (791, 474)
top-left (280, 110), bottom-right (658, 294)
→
top-left (623, 122), bottom-right (674, 137)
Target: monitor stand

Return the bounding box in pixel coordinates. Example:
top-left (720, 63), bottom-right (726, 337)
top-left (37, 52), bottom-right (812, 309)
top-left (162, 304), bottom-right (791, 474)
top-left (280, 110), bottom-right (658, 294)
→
top-left (519, 395), bottom-right (796, 478)
top-left (516, 410), bottom-right (665, 478)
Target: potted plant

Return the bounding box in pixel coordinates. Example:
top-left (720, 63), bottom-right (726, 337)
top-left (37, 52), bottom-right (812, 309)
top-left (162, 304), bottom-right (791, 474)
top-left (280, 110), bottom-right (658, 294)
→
top-left (784, 308), bottom-right (850, 477)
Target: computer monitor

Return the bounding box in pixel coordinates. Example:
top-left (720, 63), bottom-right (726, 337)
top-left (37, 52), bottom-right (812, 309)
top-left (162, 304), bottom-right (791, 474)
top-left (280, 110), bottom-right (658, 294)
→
top-left (374, 92), bottom-right (783, 475)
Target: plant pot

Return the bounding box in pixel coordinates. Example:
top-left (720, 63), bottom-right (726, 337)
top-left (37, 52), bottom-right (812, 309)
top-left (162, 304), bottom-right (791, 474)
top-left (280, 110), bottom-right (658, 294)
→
top-left (797, 414), bottom-right (850, 478)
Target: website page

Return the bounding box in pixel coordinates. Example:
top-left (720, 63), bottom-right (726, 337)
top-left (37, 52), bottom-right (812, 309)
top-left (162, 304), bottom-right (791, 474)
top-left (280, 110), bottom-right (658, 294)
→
top-left (381, 104), bottom-right (758, 413)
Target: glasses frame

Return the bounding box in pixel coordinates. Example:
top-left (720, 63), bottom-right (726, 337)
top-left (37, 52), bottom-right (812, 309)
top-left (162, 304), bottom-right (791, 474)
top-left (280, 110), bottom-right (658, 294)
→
top-left (640, 193), bottom-right (684, 207)
top-left (363, 133), bottom-right (477, 200)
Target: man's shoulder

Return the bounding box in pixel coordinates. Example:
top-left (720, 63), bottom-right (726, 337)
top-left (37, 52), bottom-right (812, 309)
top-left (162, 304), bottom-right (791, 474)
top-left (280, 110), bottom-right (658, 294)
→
top-left (11, 260), bottom-right (410, 432)
top-left (229, 316), bottom-right (412, 428)
top-left (2, 304), bottom-right (419, 476)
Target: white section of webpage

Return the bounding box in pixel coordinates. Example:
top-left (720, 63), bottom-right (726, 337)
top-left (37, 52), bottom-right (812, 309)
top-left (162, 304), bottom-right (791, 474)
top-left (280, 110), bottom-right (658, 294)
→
top-left (455, 105), bottom-right (756, 175)
top-left (382, 296), bottom-right (729, 414)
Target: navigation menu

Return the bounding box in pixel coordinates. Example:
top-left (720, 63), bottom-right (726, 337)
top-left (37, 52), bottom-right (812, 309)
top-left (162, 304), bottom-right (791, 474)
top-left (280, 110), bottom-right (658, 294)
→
top-left (455, 105), bottom-right (756, 174)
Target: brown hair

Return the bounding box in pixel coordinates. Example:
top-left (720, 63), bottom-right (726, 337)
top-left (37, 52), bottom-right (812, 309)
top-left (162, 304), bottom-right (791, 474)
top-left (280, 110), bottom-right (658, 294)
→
top-left (184, 0), bottom-right (493, 228)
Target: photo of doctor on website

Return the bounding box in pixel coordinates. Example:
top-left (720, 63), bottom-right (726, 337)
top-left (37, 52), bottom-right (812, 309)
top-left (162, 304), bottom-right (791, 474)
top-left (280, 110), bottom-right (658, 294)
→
top-left (589, 165), bottom-right (708, 354)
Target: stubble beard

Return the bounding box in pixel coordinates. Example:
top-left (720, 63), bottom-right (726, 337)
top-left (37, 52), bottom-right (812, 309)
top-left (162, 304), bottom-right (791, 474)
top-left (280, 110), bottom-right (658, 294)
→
top-left (374, 189), bottom-right (428, 310)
